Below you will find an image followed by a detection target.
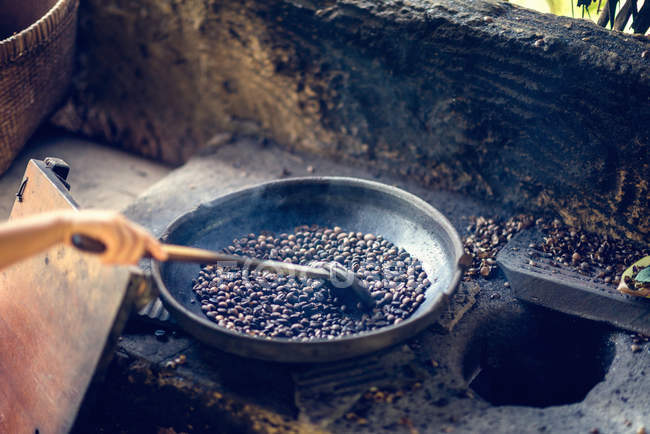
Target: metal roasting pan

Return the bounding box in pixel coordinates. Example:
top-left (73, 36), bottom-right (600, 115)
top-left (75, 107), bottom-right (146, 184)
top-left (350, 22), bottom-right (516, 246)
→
top-left (150, 177), bottom-right (465, 362)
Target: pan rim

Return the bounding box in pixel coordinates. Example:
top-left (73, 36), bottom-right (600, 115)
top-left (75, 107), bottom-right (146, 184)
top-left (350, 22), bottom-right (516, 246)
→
top-left (151, 176), bottom-right (464, 355)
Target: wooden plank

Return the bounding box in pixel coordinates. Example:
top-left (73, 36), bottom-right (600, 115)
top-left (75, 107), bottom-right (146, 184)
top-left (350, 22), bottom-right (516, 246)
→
top-left (0, 160), bottom-right (133, 434)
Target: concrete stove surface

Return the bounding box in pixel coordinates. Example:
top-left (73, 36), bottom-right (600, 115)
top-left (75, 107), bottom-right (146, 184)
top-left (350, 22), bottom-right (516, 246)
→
top-left (0, 128), bottom-right (171, 218)
top-left (74, 138), bottom-right (649, 433)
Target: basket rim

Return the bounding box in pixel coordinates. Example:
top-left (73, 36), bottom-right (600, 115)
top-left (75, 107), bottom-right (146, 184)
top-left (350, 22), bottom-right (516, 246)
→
top-left (0, 0), bottom-right (78, 65)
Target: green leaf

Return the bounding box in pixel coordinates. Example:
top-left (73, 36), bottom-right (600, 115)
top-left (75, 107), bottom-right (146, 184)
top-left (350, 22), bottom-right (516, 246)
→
top-left (636, 267), bottom-right (650, 283)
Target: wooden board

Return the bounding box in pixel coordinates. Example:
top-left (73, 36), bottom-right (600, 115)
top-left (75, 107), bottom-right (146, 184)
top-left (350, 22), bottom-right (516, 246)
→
top-left (0, 160), bottom-right (133, 434)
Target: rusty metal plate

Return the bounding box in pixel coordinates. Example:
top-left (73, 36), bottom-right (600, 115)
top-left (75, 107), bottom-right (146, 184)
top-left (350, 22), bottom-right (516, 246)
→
top-left (0, 160), bottom-right (133, 434)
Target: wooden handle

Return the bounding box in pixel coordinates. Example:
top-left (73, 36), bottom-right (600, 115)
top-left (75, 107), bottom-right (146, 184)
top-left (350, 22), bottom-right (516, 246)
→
top-left (74, 239), bottom-right (374, 304)
top-left (71, 234), bottom-right (106, 254)
top-left (72, 236), bottom-right (239, 264)
top-left (160, 244), bottom-right (331, 279)
top-left (71, 239), bottom-right (375, 309)
top-left (161, 244), bottom-right (240, 264)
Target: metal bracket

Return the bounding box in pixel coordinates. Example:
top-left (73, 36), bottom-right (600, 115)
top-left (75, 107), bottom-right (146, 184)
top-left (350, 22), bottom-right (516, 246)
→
top-left (44, 157), bottom-right (71, 190)
top-left (15, 177), bottom-right (28, 202)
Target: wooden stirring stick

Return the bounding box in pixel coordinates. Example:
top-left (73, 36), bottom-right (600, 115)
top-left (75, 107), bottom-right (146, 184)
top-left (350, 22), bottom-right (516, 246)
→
top-left (72, 234), bottom-right (375, 308)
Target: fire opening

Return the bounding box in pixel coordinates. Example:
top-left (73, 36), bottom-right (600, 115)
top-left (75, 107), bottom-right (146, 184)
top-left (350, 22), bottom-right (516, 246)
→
top-left (463, 306), bottom-right (615, 408)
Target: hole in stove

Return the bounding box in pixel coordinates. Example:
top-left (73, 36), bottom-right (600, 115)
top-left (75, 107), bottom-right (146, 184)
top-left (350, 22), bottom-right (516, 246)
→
top-left (462, 305), bottom-right (614, 408)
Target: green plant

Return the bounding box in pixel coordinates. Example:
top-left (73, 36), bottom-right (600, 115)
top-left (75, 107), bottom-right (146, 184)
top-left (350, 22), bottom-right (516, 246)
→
top-left (593, 0), bottom-right (650, 32)
top-left (511, 0), bottom-right (650, 33)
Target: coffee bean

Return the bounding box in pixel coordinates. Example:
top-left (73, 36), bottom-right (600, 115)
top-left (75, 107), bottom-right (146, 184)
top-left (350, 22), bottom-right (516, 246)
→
top-left (193, 225), bottom-right (431, 340)
top-left (464, 215), bottom-right (648, 288)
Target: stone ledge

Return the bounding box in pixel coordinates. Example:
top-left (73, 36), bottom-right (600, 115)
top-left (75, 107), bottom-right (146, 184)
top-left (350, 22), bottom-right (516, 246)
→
top-left (72, 140), bottom-right (650, 433)
top-left (52, 0), bottom-right (649, 241)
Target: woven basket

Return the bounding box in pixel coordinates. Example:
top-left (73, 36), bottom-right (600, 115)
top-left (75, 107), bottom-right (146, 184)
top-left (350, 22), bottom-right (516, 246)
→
top-left (0, 0), bottom-right (79, 174)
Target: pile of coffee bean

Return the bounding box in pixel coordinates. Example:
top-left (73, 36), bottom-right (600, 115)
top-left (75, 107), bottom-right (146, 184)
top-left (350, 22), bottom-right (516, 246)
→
top-left (529, 218), bottom-right (649, 285)
top-left (462, 214), bottom-right (534, 280)
top-left (192, 225), bottom-right (431, 340)
top-left (462, 214), bottom-right (648, 287)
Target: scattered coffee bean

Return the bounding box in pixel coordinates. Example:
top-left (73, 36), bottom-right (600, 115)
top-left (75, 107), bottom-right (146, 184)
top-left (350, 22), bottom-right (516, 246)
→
top-left (462, 215), bottom-right (534, 281)
top-left (529, 218), bottom-right (648, 285)
top-left (463, 215), bottom-right (648, 289)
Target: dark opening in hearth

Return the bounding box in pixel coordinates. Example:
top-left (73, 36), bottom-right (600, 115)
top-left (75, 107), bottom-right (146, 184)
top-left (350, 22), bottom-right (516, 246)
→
top-left (463, 306), bottom-right (615, 408)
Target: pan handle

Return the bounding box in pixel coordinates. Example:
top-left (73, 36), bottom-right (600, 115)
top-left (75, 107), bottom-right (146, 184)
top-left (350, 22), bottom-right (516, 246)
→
top-left (126, 270), bottom-right (160, 311)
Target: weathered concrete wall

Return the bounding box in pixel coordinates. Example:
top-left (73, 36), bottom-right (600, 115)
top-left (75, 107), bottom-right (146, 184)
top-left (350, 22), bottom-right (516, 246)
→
top-left (52, 0), bottom-right (650, 241)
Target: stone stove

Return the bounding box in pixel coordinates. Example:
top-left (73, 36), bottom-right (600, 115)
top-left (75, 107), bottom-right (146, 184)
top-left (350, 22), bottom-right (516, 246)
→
top-left (66, 138), bottom-right (650, 433)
